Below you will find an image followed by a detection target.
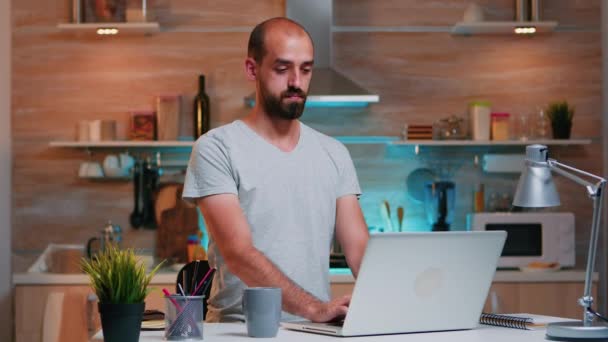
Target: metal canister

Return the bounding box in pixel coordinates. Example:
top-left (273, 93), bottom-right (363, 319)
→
top-left (515, 0), bottom-right (530, 21)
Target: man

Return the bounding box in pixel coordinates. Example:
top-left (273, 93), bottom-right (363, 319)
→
top-left (183, 17), bottom-right (369, 323)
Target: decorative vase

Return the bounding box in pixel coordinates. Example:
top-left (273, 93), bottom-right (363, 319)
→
top-left (551, 122), bottom-right (572, 139)
top-left (98, 302), bottom-right (145, 342)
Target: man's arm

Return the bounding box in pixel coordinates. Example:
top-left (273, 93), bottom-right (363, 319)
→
top-left (335, 195), bottom-right (369, 278)
top-left (198, 193), bottom-right (349, 322)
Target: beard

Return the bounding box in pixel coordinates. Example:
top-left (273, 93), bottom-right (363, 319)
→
top-left (260, 85), bottom-right (307, 120)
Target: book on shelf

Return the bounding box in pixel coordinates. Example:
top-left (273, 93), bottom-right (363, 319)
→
top-left (480, 313), bottom-right (578, 330)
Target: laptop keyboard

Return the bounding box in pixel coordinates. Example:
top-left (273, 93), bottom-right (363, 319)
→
top-left (325, 320), bottom-right (345, 327)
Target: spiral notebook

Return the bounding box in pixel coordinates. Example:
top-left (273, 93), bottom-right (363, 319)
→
top-left (480, 313), bottom-right (578, 330)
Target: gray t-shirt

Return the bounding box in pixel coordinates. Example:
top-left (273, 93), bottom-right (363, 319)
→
top-left (183, 120), bottom-right (361, 322)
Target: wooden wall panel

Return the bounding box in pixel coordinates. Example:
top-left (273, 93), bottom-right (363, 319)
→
top-left (12, 0), bottom-right (285, 29)
top-left (11, 0), bottom-right (603, 274)
top-left (152, 0), bottom-right (285, 29)
top-left (333, 0), bottom-right (600, 28)
top-left (12, 0), bottom-right (68, 28)
top-left (11, 1), bottom-right (283, 269)
top-left (329, 1), bottom-right (601, 268)
top-left (333, 0), bottom-right (514, 26)
top-left (332, 32), bottom-right (601, 138)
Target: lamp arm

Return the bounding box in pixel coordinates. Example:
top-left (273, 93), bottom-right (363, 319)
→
top-left (549, 159), bottom-right (607, 188)
top-left (543, 159), bottom-right (607, 325)
top-left (579, 180), bottom-right (606, 326)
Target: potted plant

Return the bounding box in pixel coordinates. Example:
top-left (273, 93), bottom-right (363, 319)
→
top-left (81, 245), bottom-right (164, 342)
top-left (546, 100), bottom-right (574, 139)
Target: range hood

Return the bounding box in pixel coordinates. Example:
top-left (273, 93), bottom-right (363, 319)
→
top-left (245, 0), bottom-right (380, 108)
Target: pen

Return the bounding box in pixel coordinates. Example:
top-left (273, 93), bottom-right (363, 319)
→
top-left (198, 268), bottom-right (216, 296)
top-left (191, 260), bottom-right (200, 295)
top-left (192, 267), bottom-right (216, 296)
top-left (162, 288), bottom-right (182, 310)
top-left (177, 283), bottom-right (186, 297)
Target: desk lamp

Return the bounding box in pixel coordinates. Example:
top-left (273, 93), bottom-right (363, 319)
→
top-left (513, 144), bottom-right (608, 340)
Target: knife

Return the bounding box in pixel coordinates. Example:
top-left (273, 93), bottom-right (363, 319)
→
top-left (380, 201), bottom-right (394, 233)
top-left (397, 206), bottom-right (404, 232)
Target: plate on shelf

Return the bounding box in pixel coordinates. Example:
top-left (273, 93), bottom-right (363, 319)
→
top-left (171, 263), bottom-right (186, 272)
top-left (406, 168), bottom-right (436, 203)
top-left (79, 176), bottom-right (132, 182)
top-left (519, 263), bottom-right (561, 273)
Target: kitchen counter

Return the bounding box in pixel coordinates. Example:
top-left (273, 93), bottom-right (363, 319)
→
top-left (13, 268), bottom-right (597, 285)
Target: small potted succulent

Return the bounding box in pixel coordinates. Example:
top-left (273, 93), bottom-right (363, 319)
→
top-left (545, 101), bottom-right (574, 139)
top-left (81, 245), bottom-right (164, 342)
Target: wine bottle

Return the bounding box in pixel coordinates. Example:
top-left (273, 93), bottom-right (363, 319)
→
top-left (193, 74), bottom-right (210, 138)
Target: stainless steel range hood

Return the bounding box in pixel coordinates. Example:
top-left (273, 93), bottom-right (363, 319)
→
top-left (245, 0), bottom-right (380, 107)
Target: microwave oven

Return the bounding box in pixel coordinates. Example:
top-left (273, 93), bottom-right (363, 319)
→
top-left (467, 212), bottom-right (575, 268)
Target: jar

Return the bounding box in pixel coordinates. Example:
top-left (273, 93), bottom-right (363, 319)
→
top-left (469, 101), bottom-right (491, 140)
top-left (434, 116), bottom-right (466, 140)
top-left (534, 108), bottom-right (549, 139)
top-left (491, 112), bottom-right (510, 141)
top-left (126, 0), bottom-right (148, 22)
top-left (473, 183), bottom-right (485, 212)
top-left (156, 95), bottom-right (181, 141)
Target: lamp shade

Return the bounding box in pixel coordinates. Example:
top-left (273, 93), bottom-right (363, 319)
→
top-left (512, 145), bottom-right (561, 207)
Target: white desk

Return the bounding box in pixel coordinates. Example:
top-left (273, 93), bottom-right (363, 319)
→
top-left (92, 323), bottom-right (549, 341)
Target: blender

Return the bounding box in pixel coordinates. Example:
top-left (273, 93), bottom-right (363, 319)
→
top-left (423, 181), bottom-right (455, 231)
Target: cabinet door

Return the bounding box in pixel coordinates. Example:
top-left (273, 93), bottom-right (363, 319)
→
top-left (15, 284), bottom-right (175, 342)
top-left (517, 283), bottom-right (596, 319)
top-left (331, 283), bottom-right (354, 299)
top-left (145, 284), bottom-right (175, 312)
top-left (16, 285), bottom-right (93, 342)
top-left (483, 283), bottom-right (520, 314)
top-left (483, 282), bottom-right (597, 319)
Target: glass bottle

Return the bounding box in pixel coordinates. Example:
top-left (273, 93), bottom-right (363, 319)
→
top-left (535, 107), bottom-right (549, 139)
top-left (193, 75), bottom-right (210, 139)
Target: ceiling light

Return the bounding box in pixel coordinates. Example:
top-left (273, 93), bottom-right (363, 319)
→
top-left (514, 26), bottom-right (536, 35)
top-left (96, 28), bottom-right (119, 35)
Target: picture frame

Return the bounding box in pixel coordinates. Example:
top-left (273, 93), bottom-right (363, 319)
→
top-left (130, 111), bottom-right (156, 141)
top-left (81, 0), bottom-right (126, 23)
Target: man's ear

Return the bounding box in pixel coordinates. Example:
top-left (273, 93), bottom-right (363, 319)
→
top-left (244, 57), bottom-right (257, 81)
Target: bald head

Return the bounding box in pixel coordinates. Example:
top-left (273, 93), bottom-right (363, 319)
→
top-left (248, 17), bottom-right (313, 64)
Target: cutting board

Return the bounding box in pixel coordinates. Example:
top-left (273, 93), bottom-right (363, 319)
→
top-left (155, 185), bottom-right (200, 263)
top-left (154, 182), bottom-right (181, 226)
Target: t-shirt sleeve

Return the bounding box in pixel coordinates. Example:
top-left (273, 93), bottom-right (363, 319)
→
top-left (336, 143), bottom-right (362, 198)
top-left (183, 134), bottom-right (238, 200)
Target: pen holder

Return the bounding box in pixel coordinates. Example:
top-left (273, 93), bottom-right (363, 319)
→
top-left (175, 261), bottom-right (213, 319)
top-left (164, 295), bottom-right (205, 341)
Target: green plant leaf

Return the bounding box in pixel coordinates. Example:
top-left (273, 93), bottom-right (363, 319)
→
top-left (546, 100), bottom-right (574, 124)
top-left (80, 245), bottom-right (166, 304)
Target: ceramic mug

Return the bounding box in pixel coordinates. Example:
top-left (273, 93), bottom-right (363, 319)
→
top-left (242, 287), bottom-right (282, 338)
top-left (103, 155), bottom-right (121, 177)
top-left (119, 153), bottom-right (135, 173)
top-left (79, 161), bottom-right (104, 178)
top-left (78, 162), bottom-right (90, 178)
top-left (89, 120), bottom-right (102, 142)
top-left (87, 162), bottom-right (104, 177)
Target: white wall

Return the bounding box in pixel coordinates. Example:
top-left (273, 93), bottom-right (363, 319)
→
top-left (0, 0), bottom-right (12, 339)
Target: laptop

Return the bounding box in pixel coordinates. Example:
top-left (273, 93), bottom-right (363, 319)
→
top-left (282, 231), bottom-right (507, 337)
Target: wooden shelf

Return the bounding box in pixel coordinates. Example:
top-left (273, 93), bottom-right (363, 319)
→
top-left (78, 176), bottom-right (132, 182)
top-left (49, 140), bottom-right (193, 148)
top-left (392, 139), bottom-right (592, 146)
top-left (49, 136), bottom-right (399, 148)
top-left (451, 21), bottom-right (557, 35)
top-left (334, 136), bottom-right (398, 144)
top-left (51, 138), bottom-right (592, 149)
top-left (57, 22), bottom-right (160, 35)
